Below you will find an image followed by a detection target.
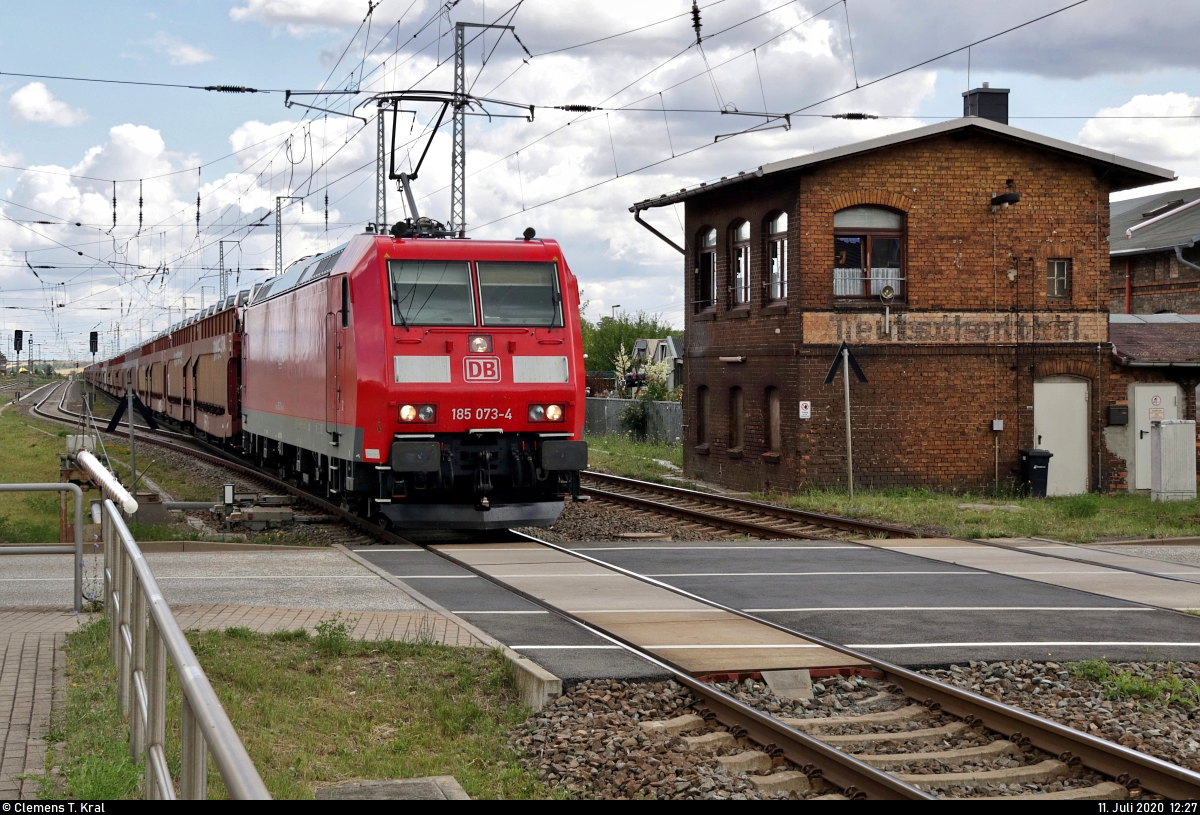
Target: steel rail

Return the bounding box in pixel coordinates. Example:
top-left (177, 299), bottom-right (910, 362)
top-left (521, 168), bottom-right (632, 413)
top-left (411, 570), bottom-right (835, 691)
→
top-left (582, 471), bottom-right (920, 538)
top-left (516, 533), bottom-right (1200, 800)
top-left (40, 385), bottom-right (1200, 796)
top-left (582, 484), bottom-right (840, 540)
top-left (419, 536), bottom-right (932, 800)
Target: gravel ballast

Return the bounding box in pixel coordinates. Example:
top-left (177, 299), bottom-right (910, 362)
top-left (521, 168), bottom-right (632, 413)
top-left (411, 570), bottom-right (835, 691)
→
top-left (921, 660), bottom-right (1200, 774)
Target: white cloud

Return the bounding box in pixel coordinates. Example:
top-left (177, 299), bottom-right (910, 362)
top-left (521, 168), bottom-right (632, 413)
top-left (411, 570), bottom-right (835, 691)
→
top-left (8, 83), bottom-right (87, 126)
top-left (146, 32), bottom-right (214, 66)
top-left (230, 0), bottom-right (421, 35)
top-left (1078, 92), bottom-right (1200, 199)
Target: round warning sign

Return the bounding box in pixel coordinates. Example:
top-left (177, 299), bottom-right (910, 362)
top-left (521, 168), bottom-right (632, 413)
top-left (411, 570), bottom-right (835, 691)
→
top-left (1151, 395), bottom-right (1162, 407)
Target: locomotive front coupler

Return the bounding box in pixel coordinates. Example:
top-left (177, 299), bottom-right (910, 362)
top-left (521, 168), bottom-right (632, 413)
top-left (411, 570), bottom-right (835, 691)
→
top-left (473, 450), bottom-right (494, 511)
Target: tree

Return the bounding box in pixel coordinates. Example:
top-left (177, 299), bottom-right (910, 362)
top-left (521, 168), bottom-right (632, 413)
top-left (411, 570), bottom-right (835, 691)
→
top-left (582, 310), bottom-right (681, 373)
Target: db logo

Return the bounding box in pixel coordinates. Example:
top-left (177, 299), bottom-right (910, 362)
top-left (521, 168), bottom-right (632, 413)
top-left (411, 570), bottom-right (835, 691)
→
top-left (464, 356), bottom-right (501, 382)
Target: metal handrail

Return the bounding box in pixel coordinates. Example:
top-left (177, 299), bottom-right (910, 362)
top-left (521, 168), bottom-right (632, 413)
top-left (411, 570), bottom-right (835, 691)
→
top-left (99, 499), bottom-right (270, 799)
top-left (0, 483), bottom-right (83, 612)
top-left (71, 445), bottom-right (271, 800)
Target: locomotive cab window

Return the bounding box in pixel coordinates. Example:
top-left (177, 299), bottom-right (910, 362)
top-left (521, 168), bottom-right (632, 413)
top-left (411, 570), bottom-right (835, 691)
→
top-left (476, 262), bottom-right (562, 327)
top-left (388, 259), bottom-right (475, 326)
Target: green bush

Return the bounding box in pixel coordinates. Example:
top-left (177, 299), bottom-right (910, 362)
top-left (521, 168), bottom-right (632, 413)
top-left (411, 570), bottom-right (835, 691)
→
top-left (619, 399), bottom-right (650, 439)
top-left (314, 614), bottom-right (356, 656)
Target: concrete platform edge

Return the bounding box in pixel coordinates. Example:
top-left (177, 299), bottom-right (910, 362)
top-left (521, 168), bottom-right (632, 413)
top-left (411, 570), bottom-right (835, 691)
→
top-left (333, 544), bottom-right (562, 711)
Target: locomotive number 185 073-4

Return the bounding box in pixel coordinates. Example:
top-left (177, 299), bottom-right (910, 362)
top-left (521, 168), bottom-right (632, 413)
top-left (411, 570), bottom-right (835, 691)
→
top-left (451, 407), bottom-right (513, 421)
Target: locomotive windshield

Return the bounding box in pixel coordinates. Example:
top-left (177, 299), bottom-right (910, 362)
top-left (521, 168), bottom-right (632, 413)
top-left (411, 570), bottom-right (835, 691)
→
top-left (476, 262), bottom-right (562, 327)
top-left (388, 260), bottom-right (475, 326)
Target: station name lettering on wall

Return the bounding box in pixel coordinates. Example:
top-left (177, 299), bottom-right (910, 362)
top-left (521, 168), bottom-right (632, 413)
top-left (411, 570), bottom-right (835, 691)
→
top-left (803, 312), bottom-right (1107, 345)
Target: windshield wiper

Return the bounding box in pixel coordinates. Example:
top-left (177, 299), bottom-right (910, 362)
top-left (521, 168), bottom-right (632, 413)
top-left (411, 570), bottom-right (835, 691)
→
top-left (391, 288), bottom-right (410, 331)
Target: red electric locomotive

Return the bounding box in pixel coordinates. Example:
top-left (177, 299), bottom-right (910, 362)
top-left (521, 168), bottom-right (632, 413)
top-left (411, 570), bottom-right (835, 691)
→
top-left (85, 224), bottom-right (588, 531)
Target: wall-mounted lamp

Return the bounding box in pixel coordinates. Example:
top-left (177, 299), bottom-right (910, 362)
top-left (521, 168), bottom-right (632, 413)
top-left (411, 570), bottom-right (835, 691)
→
top-left (879, 285), bottom-right (896, 335)
top-left (991, 192), bottom-right (1021, 213)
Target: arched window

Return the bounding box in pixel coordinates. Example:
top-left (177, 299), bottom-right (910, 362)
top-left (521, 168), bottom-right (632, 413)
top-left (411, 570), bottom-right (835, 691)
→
top-left (729, 386), bottom-right (744, 450)
top-left (766, 212), bottom-right (788, 301)
top-left (731, 221), bottom-right (751, 305)
top-left (696, 228), bottom-right (717, 312)
top-left (765, 387), bottom-right (781, 454)
top-left (833, 207), bottom-right (904, 298)
top-left (696, 385), bottom-right (709, 445)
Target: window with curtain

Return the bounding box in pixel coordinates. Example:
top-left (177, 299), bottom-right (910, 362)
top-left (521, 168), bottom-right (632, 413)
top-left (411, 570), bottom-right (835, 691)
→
top-left (732, 221), bottom-right (751, 306)
top-left (766, 212), bottom-right (788, 301)
top-left (832, 207), bottom-right (905, 298)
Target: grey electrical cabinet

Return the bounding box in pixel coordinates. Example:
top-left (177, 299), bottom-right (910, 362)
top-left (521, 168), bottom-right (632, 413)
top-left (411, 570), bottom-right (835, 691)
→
top-left (1150, 420), bottom-right (1197, 502)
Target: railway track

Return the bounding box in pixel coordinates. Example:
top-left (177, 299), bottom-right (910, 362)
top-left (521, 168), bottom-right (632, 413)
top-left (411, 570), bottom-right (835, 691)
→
top-left (447, 536), bottom-right (1200, 801)
top-left (29, 381), bottom-right (1200, 799)
top-left (580, 471), bottom-right (919, 541)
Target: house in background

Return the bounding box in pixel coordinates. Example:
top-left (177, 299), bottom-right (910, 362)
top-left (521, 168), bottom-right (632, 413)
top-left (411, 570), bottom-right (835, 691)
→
top-left (633, 336), bottom-right (684, 390)
top-left (1110, 187), bottom-right (1200, 314)
top-left (630, 87), bottom-right (1191, 496)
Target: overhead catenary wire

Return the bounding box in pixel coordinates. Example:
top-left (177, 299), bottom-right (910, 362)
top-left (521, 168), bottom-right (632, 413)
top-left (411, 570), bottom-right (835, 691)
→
top-left (8, 0), bottom-right (1102, 357)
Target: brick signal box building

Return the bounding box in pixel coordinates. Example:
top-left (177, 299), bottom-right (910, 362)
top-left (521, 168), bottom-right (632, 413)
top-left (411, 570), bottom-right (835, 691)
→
top-left (631, 90), bottom-right (1178, 495)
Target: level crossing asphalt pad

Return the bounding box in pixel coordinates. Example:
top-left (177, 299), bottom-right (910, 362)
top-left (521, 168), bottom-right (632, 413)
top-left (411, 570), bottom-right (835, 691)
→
top-left (432, 544), bottom-right (866, 674)
top-left (857, 538), bottom-right (1200, 611)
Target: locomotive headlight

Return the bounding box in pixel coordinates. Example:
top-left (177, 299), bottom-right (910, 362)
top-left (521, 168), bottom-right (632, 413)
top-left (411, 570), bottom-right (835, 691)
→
top-left (469, 334), bottom-right (492, 353)
top-left (528, 404), bottom-right (564, 422)
top-left (400, 404), bottom-right (435, 422)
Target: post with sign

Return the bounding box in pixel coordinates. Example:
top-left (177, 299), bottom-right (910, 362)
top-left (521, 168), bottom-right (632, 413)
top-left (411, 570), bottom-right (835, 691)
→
top-left (823, 342), bottom-right (867, 500)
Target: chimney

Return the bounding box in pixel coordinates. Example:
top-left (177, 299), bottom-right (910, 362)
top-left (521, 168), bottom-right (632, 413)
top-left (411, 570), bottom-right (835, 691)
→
top-left (962, 83), bottom-right (1010, 125)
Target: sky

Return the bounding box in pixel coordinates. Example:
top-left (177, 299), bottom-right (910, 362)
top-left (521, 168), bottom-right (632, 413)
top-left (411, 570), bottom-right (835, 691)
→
top-left (1, 0), bottom-right (1199, 363)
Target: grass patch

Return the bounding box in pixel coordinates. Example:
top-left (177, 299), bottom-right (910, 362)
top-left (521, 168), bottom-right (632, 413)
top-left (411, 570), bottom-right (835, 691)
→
top-left (584, 432), bottom-right (683, 483)
top-left (0, 405), bottom-right (80, 543)
top-left (756, 487), bottom-right (1200, 542)
top-left (54, 618), bottom-right (550, 799)
top-left (1069, 659), bottom-right (1200, 708)
top-left (51, 617), bottom-right (144, 798)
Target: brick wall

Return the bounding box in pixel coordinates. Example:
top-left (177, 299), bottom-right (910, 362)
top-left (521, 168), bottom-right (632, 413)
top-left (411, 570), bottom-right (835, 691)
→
top-left (1108, 248), bottom-right (1200, 314)
top-left (678, 128), bottom-right (1132, 492)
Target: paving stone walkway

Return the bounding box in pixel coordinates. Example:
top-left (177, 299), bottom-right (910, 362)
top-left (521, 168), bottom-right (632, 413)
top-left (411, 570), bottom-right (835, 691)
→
top-left (171, 604), bottom-right (487, 646)
top-left (0, 611), bottom-right (86, 799)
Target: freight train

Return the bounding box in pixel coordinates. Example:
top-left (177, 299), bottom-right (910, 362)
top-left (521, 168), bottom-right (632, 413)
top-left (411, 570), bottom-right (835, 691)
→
top-left (84, 225), bottom-right (588, 529)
